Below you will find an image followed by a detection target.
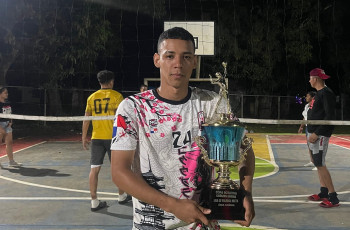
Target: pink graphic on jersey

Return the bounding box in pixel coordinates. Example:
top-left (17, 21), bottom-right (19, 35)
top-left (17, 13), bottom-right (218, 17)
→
top-left (178, 142), bottom-right (202, 199)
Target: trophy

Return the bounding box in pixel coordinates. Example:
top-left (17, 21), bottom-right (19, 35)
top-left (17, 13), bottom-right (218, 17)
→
top-left (195, 62), bottom-right (253, 220)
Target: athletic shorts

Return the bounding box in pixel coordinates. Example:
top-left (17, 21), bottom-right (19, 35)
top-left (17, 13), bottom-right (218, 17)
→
top-left (307, 133), bottom-right (329, 167)
top-left (0, 121), bottom-right (12, 133)
top-left (90, 139), bottom-right (112, 166)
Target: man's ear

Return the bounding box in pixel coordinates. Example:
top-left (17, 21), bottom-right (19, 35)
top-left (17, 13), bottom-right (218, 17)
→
top-left (153, 53), bottom-right (160, 68)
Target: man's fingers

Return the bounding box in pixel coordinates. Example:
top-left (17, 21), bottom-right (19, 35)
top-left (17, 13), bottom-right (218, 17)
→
top-left (196, 205), bottom-right (210, 225)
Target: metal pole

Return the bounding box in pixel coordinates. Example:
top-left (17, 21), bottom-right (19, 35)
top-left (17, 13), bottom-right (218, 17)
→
top-left (241, 94), bottom-right (244, 118)
top-left (278, 96), bottom-right (281, 120)
top-left (195, 56), bottom-right (201, 79)
top-left (44, 89), bottom-right (47, 126)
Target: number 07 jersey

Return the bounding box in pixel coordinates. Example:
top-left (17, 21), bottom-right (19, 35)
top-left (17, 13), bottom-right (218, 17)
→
top-left (85, 89), bottom-right (123, 140)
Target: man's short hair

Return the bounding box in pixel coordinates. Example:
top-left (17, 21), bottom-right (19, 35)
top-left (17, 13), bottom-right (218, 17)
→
top-left (157, 27), bottom-right (195, 53)
top-left (97, 70), bottom-right (114, 84)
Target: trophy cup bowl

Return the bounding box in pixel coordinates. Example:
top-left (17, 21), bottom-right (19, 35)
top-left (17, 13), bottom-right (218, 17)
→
top-left (196, 113), bottom-right (252, 220)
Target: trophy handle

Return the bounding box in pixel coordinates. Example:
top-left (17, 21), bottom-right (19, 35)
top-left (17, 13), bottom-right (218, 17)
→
top-left (195, 136), bottom-right (215, 167)
top-left (240, 136), bottom-right (254, 161)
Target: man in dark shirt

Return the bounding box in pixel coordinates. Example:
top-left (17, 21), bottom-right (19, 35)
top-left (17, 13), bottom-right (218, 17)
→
top-left (307, 68), bottom-right (339, 208)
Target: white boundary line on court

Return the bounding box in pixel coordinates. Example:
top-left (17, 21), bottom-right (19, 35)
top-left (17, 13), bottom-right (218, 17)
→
top-left (0, 175), bottom-right (118, 196)
top-left (332, 144), bottom-right (350, 150)
top-left (220, 223), bottom-right (287, 230)
top-left (333, 135), bottom-right (350, 141)
top-left (0, 141), bottom-right (47, 159)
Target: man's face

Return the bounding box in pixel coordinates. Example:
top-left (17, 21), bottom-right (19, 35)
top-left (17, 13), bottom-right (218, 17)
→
top-left (153, 39), bottom-right (197, 90)
top-left (309, 76), bottom-right (317, 88)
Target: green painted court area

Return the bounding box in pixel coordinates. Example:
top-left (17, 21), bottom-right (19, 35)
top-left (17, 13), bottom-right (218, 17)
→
top-left (221, 227), bottom-right (264, 230)
top-left (224, 157), bottom-right (275, 180)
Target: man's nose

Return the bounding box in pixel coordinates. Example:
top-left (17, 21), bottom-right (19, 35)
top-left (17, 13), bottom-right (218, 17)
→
top-left (174, 56), bottom-right (183, 68)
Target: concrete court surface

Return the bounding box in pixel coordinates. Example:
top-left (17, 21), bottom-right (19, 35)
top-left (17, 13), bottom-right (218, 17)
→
top-left (0, 135), bottom-right (349, 230)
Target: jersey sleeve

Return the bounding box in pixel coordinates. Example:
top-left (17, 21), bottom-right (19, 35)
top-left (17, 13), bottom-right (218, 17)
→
top-left (85, 96), bottom-right (92, 114)
top-left (111, 98), bottom-right (139, 151)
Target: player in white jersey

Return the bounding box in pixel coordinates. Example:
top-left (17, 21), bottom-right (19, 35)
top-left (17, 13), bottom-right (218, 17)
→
top-left (111, 27), bottom-right (255, 229)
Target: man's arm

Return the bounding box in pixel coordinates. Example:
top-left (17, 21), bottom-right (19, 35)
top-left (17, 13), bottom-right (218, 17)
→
top-left (82, 112), bottom-right (91, 150)
top-left (111, 149), bottom-right (211, 225)
top-left (235, 145), bottom-right (255, 227)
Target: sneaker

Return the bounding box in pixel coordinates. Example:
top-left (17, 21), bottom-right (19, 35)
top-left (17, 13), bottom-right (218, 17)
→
top-left (304, 162), bottom-right (314, 167)
top-left (8, 161), bottom-right (22, 167)
top-left (312, 167), bottom-right (317, 171)
top-left (91, 200), bottom-right (108, 212)
top-left (119, 194), bottom-right (132, 204)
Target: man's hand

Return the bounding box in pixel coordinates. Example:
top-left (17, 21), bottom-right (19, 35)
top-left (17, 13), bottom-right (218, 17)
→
top-left (308, 133), bottom-right (319, 143)
top-left (298, 126), bottom-right (303, 134)
top-left (234, 193), bottom-right (255, 227)
top-left (82, 138), bottom-right (90, 150)
top-left (169, 199), bottom-right (211, 226)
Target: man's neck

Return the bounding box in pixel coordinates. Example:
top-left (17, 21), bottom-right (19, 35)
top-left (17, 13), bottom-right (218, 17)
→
top-left (315, 84), bottom-right (326, 91)
top-left (157, 86), bottom-right (189, 101)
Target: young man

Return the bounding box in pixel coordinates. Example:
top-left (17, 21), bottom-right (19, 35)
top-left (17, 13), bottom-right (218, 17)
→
top-left (111, 27), bottom-right (255, 229)
top-left (82, 70), bottom-right (129, 212)
top-left (307, 68), bottom-right (340, 208)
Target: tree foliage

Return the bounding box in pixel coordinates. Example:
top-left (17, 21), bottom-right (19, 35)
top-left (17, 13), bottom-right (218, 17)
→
top-left (188, 0), bottom-right (348, 96)
top-left (33, 0), bottom-right (121, 88)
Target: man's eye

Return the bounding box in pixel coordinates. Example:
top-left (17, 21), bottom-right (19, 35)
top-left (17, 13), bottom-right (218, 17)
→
top-left (166, 55), bottom-right (174, 59)
top-left (184, 56), bottom-right (191, 59)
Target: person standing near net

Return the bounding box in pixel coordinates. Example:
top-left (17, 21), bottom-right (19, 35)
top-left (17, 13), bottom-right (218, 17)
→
top-left (0, 86), bottom-right (22, 168)
top-left (307, 68), bottom-right (339, 208)
top-left (82, 70), bottom-right (129, 212)
top-left (110, 27), bottom-right (255, 229)
top-left (298, 91), bottom-right (316, 168)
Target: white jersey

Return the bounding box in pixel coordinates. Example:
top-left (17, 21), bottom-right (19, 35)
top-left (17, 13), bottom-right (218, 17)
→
top-left (111, 87), bottom-right (227, 229)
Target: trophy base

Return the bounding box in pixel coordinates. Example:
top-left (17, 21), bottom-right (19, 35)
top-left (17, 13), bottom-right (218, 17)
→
top-left (200, 187), bottom-right (245, 220)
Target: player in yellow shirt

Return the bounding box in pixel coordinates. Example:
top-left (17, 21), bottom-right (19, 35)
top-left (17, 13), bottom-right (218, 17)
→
top-left (82, 70), bottom-right (129, 211)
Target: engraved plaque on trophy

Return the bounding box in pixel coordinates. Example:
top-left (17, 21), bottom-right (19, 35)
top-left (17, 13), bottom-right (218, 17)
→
top-left (195, 62), bottom-right (253, 220)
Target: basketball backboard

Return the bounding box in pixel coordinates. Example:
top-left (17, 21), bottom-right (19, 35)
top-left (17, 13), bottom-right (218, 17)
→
top-left (164, 21), bottom-right (215, 56)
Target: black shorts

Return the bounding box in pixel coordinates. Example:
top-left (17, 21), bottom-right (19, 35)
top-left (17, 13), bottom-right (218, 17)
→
top-left (90, 139), bottom-right (112, 166)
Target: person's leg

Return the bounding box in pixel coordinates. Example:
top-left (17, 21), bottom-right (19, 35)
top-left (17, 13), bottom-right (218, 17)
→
top-left (90, 140), bottom-right (107, 211)
top-left (5, 132), bottom-right (14, 161)
top-left (307, 134), bottom-right (328, 199)
top-left (89, 166), bottom-right (101, 200)
top-left (312, 136), bottom-right (339, 206)
top-left (317, 166), bottom-right (335, 193)
top-left (304, 128), bottom-right (314, 167)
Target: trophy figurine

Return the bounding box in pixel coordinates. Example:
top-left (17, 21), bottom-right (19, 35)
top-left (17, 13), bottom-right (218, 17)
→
top-left (196, 62), bottom-right (253, 220)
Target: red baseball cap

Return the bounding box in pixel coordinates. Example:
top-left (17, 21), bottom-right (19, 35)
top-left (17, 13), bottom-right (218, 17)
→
top-left (309, 68), bottom-right (330, 79)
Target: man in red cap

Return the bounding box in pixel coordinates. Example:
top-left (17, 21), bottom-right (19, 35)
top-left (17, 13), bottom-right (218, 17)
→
top-left (307, 68), bottom-right (339, 208)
